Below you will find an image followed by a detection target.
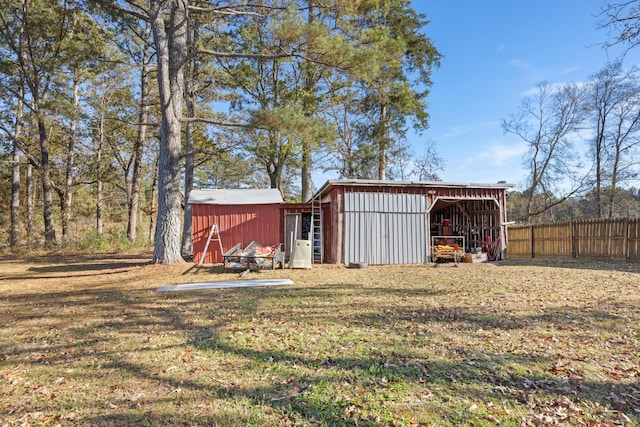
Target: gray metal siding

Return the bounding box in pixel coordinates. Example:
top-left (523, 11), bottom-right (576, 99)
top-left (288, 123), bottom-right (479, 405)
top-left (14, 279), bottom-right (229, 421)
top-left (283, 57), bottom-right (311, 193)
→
top-left (344, 192), bottom-right (427, 265)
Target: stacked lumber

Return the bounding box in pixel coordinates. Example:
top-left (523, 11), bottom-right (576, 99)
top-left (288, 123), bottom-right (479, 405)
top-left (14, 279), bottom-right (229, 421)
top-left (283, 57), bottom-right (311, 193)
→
top-left (433, 244), bottom-right (464, 259)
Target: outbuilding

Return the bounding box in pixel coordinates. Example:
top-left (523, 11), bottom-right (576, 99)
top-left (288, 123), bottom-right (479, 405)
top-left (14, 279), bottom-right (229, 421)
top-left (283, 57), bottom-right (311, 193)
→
top-left (310, 179), bottom-right (513, 265)
top-left (188, 188), bottom-right (284, 263)
top-left (188, 180), bottom-right (513, 266)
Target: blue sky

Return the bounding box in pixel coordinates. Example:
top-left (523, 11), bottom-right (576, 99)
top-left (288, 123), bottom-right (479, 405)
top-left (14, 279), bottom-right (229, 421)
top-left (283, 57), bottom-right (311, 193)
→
top-left (409, 0), bottom-right (640, 188)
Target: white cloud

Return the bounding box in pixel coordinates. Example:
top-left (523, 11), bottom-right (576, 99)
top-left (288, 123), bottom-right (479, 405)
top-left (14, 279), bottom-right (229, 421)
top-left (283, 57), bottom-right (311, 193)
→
top-left (443, 141), bottom-right (528, 184)
top-left (521, 80), bottom-right (588, 97)
top-left (559, 65), bottom-right (582, 75)
top-left (521, 84), bottom-right (556, 97)
top-left (438, 121), bottom-right (499, 141)
top-left (457, 141), bottom-right (527, 170)
top-left (439, 125), bottom-right (474, 140)
top-left (480, 142), bottom-right (528, 165)
top-left (509, 59), bottom-right (534, 70)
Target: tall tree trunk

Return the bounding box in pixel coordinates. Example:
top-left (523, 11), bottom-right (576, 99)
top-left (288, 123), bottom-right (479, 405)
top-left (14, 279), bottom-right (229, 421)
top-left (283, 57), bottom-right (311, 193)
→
top-left (96, 112), bottom-right (104, 235)
top-left (151, 0), bottom-right (187, 264)
top-left (607, 177), bottom-right (618, 219)
top-left (96, 98), bottom-right (107, 235)
top-left (300, 0), bottom-right (316, 202)
top-left (524, 145), bottom-right (542, 222)
top-left (128, 33), bottom-right (151, 244)
top-left (301, 144), bottom-right (312, 201)
top-left (266, 130), bottom-right (284, 192)
top-left (62, 78), bottom-right (80, 240)
top-left (127, 106), bottom-right (147, 243)
top-left (11, 93), bottom-right (24, 248)
top-left (181, 24), bottom-right (199, 259)
top-left (608, 138), bottom-right (623, 219)
top-left (595, 112), bottom-right (604, 218)
top-left (11, 5), bottom-right (25, 248)
top-left (11, 145), bottom-right (21, 248)
top-left (38, 116), bottom-right (56, 247)
top-left (26, 162), bottom-right (33, 246)
top-left (97, 172), bottom-right (103, 234)
top-left (377, 104), bottom-right (387, 181)
top-left (127, 107), bottom-right (147, 243)
top-left (182, 117), bottom-right (194, 258)
top-left (268, 164), bottom-right (283, 191)
top-left (148, 152), bottom-right (159, 244)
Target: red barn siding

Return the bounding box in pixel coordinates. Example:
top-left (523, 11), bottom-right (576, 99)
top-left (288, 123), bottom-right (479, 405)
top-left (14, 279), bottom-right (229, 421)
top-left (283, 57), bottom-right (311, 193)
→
top-left (320, 204), bottom-right (332, 263)
top-left (324, 186), bottom-right (344, 264)
top-left (192, 203), bottom-right (282, 263)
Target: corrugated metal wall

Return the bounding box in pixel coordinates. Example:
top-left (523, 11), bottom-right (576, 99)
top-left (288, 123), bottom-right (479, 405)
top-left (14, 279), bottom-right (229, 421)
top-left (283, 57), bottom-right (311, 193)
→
top-left (344, 192), bottom-right (427, 265)
top-left (191, 204), bottom-right (282, 263)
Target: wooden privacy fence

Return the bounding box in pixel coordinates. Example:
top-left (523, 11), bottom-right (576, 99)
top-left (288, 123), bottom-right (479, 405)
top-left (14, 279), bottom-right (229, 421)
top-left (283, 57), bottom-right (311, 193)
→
top-left (508, 218), bottom-right (640, 261)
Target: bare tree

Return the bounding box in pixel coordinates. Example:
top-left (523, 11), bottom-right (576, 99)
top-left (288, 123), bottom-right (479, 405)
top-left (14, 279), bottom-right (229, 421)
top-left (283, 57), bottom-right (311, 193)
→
top-left (590, 62), bottom-right (624, 217)
top-left (605, 79), bottom-right (640, 217)
top-left (588, 62), bottom-right (640, 218)
top-left (599, 1), bottom-right (640, 51)
top-left (412, 140), bottom-right (444, 181)
top-left (502, 82), bottom-right (590, 221)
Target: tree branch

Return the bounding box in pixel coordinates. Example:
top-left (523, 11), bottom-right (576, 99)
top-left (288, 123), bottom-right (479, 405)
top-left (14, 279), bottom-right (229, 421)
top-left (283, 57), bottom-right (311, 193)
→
top-left (181, 116), bottom-right (255, 128)
top-left (188, 3), bottom-right (288, 15)
top-left (90, 0), bottom-right (149, 21)
top-left (197, 48), bottom-right (292, 61)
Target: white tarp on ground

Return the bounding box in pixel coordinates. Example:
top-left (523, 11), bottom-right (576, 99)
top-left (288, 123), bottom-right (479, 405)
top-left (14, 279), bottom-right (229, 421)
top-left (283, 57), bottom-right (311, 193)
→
top-left (156, 279), bottom-right (294, 292)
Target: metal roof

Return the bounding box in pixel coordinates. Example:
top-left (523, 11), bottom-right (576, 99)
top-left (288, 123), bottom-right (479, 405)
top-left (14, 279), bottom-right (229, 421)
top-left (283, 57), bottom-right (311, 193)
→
top-left (312, 179), bottom-right (514, 200)
top-left (187, 188), bottom-right (284, 205)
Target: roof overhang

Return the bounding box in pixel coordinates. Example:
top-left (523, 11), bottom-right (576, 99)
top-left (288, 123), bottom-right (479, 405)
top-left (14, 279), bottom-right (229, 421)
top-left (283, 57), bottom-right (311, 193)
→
top-left (312, 179), bottom-right (515, 201)
top-left (187, 188), bottom-right (284, 205)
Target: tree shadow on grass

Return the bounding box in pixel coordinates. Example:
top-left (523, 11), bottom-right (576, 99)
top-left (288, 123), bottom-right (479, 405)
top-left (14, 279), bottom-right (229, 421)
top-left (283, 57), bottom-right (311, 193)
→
top-left (0, 254), bottom-right (152, 281)
top-left (178, 261), bottom-right (294, 281)
top-left (85, 412), bottom-right (248, 427)
top-left (2, 276), bottom-right (639, 425)
top-left (501, 257), bottom-right (640, 274)
top-left (284, 282), bottom-right (450, 299)
top-left (167, 290), bottom-right (640, 425)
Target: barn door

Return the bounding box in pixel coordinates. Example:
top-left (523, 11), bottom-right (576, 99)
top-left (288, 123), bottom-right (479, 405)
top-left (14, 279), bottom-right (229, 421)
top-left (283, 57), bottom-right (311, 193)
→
top-left (344, 192), bottom-right (427, 265)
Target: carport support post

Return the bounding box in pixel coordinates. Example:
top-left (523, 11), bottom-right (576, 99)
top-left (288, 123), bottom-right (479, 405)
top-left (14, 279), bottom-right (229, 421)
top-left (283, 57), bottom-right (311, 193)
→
top-left (426, 211), bottom-right (432, 262)
top-left (426, 194), bottom-right (438, 263)
top-left (336, 190), bottom-right (344, 264)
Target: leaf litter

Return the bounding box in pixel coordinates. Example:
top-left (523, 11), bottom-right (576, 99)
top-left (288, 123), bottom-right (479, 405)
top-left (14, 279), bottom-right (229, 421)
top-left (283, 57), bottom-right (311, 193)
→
top-left (0, 254), bottom-right (639, 425)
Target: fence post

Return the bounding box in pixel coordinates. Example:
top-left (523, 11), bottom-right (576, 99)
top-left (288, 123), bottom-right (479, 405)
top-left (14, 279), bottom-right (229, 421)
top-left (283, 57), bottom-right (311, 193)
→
top-left (530, 225), bottom-right (535, 258)
top-left (624, 218), bottom-right (629, 261)
top-left (570, 221), bottom-right (576, 259)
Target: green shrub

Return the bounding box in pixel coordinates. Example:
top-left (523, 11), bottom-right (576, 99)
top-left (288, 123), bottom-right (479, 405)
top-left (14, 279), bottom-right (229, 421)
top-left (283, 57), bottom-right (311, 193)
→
top-left (78, 230), bottom-right (111, 252)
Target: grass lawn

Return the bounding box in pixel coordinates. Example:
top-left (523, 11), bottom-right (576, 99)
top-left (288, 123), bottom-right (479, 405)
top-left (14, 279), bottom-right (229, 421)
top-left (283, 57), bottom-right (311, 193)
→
top-left (1, 253), bottom-right (639, 426)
